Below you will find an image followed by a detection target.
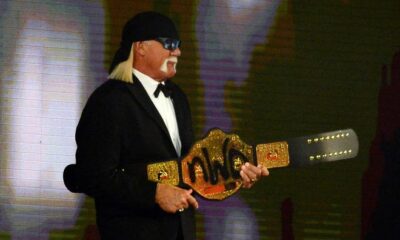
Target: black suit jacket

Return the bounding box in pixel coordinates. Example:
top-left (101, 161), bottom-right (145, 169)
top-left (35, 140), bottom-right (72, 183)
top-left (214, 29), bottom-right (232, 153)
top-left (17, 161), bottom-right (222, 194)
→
top-left (74, 78), bottom-right (195, 240)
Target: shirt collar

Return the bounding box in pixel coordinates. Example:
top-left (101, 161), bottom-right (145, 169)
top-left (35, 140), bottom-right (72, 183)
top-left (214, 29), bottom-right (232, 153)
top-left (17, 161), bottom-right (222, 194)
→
top-left (132, 68), bottom-right (166, 97)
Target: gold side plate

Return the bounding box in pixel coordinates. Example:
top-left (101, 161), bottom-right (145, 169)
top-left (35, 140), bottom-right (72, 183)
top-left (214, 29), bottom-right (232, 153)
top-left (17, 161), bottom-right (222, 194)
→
top-left (147, 160), bottom-right (180, 186)
top-left (256, 142), bottom-right (290, 168)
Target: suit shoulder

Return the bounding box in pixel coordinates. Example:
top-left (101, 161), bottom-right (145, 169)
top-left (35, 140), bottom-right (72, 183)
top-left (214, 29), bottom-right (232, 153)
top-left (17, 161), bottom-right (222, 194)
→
top-left (92, 79), bottom-right (129, 96)
top-left (87, 79), bottom-right (131, 103)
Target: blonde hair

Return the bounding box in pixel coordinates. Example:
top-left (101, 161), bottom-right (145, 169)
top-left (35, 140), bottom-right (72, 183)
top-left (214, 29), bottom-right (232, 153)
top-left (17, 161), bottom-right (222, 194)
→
top-left (108, 43), bottom-right (135, 83)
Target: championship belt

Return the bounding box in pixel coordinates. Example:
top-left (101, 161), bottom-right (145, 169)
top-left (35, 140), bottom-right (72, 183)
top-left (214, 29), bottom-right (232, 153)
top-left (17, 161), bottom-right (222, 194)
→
top-left (147, 129), bottom-right (359, 200)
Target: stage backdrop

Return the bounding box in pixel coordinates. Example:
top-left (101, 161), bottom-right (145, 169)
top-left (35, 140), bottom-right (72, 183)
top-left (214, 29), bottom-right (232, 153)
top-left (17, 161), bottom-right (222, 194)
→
top-left (0, 0), bottom-right (399, 239)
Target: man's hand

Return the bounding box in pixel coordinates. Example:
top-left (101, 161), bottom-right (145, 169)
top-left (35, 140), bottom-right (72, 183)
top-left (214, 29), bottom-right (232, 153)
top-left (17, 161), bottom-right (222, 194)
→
top-left (240, 162), bottom-right (269, 189)
top-left (155, 183), bottom-right (199, 213)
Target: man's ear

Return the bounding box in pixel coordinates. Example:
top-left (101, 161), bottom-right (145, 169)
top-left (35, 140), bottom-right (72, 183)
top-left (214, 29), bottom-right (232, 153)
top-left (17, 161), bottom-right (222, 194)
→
top-left (135, 41), bottom-right (146, 56)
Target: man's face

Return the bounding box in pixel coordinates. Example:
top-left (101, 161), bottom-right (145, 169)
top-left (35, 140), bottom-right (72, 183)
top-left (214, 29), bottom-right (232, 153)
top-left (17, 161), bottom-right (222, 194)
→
top-left (143, 40), bottom-right (181, 81)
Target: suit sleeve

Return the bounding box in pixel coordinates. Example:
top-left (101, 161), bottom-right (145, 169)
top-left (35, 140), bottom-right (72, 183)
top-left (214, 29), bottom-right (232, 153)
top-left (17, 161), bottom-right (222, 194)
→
top-left (75, 89), bottom-right (157, 210)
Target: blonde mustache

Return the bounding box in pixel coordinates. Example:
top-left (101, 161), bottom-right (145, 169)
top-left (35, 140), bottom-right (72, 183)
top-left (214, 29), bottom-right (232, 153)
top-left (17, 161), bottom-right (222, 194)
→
top-left (160, 57), bottom-right (178, 73)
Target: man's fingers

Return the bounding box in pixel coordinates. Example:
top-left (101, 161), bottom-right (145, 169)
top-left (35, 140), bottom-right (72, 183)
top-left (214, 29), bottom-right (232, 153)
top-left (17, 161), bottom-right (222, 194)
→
top-left (179, 196), bottom-right (189, 209)
top-left (186, 194), bottom-right (199, 209)
top-left (240, 168), bottom-right (255, 188)
top-left (241, 164), bottom-right (258, 181)
top-left (239, 163), bottom-right (270, 189)
top-left (183, 189), bottom-right (198, 209)
top-left (240, 168), bottom-right (251, 182)
top-left (260, 165), bottom-right (269, 176)
top-left (245, 162), bottom-right (260, 173)
top-left (156, 184), bottom-right (196, 213)
top-left (176, 188), bottom-right (198, 211)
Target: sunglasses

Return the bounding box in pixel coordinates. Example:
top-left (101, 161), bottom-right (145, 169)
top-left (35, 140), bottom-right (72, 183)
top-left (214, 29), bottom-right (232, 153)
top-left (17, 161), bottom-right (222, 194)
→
top-left (155, 38), bottom-right (181, 51)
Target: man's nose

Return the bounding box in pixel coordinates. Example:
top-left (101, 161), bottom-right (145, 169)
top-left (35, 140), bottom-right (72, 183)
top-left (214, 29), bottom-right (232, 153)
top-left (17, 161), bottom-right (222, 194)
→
top-left (170, 47), bottom-right (181, 56)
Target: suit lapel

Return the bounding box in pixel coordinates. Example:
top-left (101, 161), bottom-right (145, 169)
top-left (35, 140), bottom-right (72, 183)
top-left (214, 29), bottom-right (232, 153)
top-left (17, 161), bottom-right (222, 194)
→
top-left (168, 81), bottom-right (193, 157)
top-left (124, 77), bottom-right (172, 146)
top-left (170, 85), bottom-right (185, 144)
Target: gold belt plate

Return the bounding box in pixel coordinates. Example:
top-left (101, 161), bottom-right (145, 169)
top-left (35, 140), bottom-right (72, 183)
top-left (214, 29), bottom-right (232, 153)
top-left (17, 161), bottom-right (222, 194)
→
top-left (181, 129), bottom-right (254, 200)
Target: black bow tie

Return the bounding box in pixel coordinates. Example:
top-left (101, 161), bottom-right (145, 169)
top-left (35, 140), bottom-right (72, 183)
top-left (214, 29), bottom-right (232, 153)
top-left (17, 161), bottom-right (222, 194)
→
top-left (154, 83), bottom-right (172, 98)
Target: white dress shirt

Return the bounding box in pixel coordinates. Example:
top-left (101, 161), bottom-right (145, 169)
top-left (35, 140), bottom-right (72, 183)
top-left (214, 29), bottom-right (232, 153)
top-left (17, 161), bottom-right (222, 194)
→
top-left (133, 69), bottom-right (182, 156)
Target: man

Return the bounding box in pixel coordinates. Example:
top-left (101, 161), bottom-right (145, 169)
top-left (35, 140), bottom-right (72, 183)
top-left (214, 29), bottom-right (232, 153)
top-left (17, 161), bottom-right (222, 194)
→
top-left (71, 11), bottom-right (268, 240)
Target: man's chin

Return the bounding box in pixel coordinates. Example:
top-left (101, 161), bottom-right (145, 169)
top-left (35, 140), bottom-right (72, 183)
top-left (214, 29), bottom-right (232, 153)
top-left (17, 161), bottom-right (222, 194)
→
top-left (160, 67), bottom-right (177, 78)
top-left (165, 70), bottom-right (177, 79)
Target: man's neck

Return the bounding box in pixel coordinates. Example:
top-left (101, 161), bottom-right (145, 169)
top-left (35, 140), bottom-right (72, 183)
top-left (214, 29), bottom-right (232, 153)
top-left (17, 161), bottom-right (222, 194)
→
top-left (133, 65), bottom-right (165, 82)
top-left (132, 67), bottom-right (166, 82)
